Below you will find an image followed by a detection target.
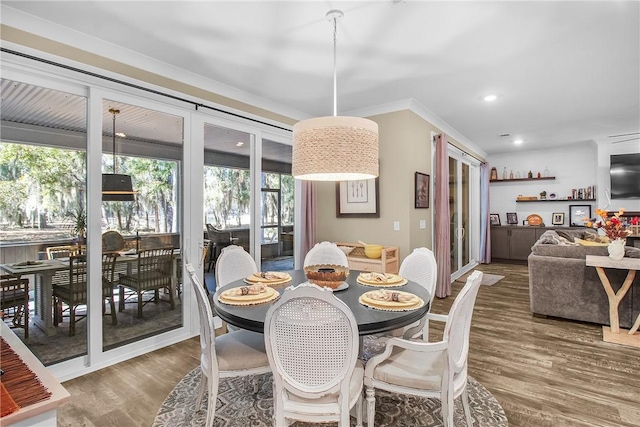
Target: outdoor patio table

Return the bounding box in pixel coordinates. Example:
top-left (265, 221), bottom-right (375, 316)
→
top-left (212, 269), bottom-right (431, 336)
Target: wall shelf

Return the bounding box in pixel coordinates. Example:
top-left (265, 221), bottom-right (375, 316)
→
top-left (516, 199), bottom-right (595, 203)
top-left (490, 177), bottom-right (555, 183)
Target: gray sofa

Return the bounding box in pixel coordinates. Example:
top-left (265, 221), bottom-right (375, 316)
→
top-left (528, 229), bottom-right (640, 328)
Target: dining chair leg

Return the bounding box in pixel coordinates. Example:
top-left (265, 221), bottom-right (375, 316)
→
top-left (196, 370), bottom-right (207, 409)
top-left (206, 372), bottom-right (218, 427)
top-left (461, 386), bottom-right (474, 426)
top-left (108, 295), bottom-right (117, 325)
top-left (169, 285), bottom-right (175, 310)
top-left (366, 387), bottom-right (375, 427)
top-left (68, 305), bottom-right (76, 337)
top-left (137, 290), bottom-right (143, 318)
top-left (118, 286), bottom-right (125, 312)
top-left (356, 392), bottom-right (363, 427)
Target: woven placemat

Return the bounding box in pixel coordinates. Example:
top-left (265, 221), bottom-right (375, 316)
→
top-left (218, 287), bottom-right (280, 306)
top-left (359, 291), bottom-right (424, 312)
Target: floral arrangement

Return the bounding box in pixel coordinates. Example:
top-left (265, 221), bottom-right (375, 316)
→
top-left (586, 208), bottom-right (639, 241)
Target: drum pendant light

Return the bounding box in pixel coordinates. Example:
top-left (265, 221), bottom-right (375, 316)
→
top-left (102, 108), bottom-right (135, 201)
top-left (292, 10), bottom-right (379, 181)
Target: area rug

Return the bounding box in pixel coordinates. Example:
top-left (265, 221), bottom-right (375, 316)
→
top-left (455, 271), bottom-right (505, 287)
top-left (153, 368), bottom-right (508, 427)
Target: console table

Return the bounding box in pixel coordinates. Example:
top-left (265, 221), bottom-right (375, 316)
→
top-left (585, 255), bottom-right (640, 348)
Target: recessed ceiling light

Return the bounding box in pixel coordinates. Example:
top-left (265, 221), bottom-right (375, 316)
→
top-left (483, 94), bottom-right (497, 102)
top-left (236, 142), bottom-right (244, 147)
top-left (513, 139), bottom-right (523, 145)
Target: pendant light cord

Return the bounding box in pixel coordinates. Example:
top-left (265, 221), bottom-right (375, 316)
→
top-left (332, 16), bottom-right (338, 117)
top-left (110, 108), bottom-right (119, 174)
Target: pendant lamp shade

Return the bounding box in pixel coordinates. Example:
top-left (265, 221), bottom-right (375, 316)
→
top-left (102, 108), bottom-right (135, 201)
top-left (102, 174), bottom-right (135, 201)
top-left (292, 9), bottom-right (379, 182)
top-left (292, 116), bottom-right (379, 181)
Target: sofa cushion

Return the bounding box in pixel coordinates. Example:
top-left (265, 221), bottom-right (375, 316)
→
top-left (575, 238), bottom-right (608, 247)
top-left (531, 243), bottom-right (608, 258)
top-left (626, 246), bottom-right (640, 258)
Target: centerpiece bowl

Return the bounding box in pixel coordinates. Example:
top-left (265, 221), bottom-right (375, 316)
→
top-left (304, 264), bottom-right (349, 289)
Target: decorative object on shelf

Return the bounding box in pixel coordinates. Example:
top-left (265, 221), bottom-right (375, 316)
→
top-left (528, 170), bottom-right (533, 178)
top-left (509, 170), bottom-right (514, 179)
top-left (548, 193), bottom-right (558, 200)
top-left (552, 212), bottom-right (565, 225)
top-left (537, 171), bottom-right (542, 178)
top-left (490, 213), bottom-right (501, 226)
top-left (586, 208), bottom-right (639, 260)
top-left (569, 205), bottom-right (592, 227)
top-left (523, 220), bottom-right (529, 225)
top-left (336, 178), bottom-right (380, 218)
top-left (414, 172), bottom-right (430, 208)
top-left (526, 214), bottom-right (544, 226)
top-left (540, 191), bottom-right (547, 200)
top-left (490, 167), bottom-right (498, 180)
top-left (292, 9), bottom-right (379, 181)
top-left (517, 195), bottom-right (538, 201)
top-left (502, 167), bottom-right (508, 179)
top-left (506, 212), bottom-right (518, 225)
top-left (543, 166), bottom-right (550, 177)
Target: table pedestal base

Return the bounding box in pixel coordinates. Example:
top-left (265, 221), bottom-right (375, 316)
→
top-left (602, 326), bottom-right (640, 348)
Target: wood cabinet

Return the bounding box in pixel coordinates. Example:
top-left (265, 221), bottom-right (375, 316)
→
top-left (491, 226), bottom-right (585, 261)
top-left (335, 242), bottom-right (399, 274)
top-left (490, 226), bottom-right (537, 261)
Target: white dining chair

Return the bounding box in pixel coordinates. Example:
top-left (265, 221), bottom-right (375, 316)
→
top-left (364, 270), bottom-right (483, 427)
top-left (215, 245), bottom-right (258, 289)
top-left (393, 247), bottom-right (438, 339)
top-left (303, 241), bottom-right (349, 267)
top-left (264, 282), bottom-right (363, 427)
top-left (185, 263), bottom-right (271, 427)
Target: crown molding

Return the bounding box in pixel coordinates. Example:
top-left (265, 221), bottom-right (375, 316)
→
top-left (344, 98), bottom-right (487, 159)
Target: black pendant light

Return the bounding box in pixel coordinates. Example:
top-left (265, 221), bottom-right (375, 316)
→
top-left (102, 108), bottom-right (135, 201)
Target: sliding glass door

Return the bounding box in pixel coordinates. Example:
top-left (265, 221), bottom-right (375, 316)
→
top-left (448, 146), bottom-right (480, 279)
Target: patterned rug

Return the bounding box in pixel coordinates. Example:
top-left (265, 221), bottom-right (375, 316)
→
top-left (153, 368), bottom-right (508, 427)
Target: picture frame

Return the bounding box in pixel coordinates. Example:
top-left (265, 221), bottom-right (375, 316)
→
top-left (490, 213), bottom-right (501, 226)
top-left (414, 172), bottom-right (430, 208)
top-left (336, 178), bottom-right (380, 218)
top-left (552, 212), bottom-right (565, 225)
top-left (506, 212), bottom-right (518, 225)
top-left (569, 205), bottom-right (592, 227)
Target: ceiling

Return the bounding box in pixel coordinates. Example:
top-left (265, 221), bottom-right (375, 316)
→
top-left (2, 1), bottom-right (639, 155)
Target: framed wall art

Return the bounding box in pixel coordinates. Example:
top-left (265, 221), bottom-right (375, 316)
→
top-left (569, 205), bottom-right (591, 227)
top-left (490, 213), bottom-right (501, 226)
top-left (552, 212), bottom-right (565, 225)
top-left (506, 212), bottom-right (518, 225)
top-left (336, 178), bottom-right (380, 218)
top-left (414, 172), bottom-right (430, 208)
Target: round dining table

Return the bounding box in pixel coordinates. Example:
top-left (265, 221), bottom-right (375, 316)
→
top-left (212, 270), bottom-right (431, 336)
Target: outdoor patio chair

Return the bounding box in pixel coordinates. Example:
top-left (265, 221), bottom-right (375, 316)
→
top-left (118, 247), bottom-right (175, 318)
top-left (185, 263), bottom-right (270, 427)
top-left (206, 224), bottom-right (237, 272)
top-left (53, 253), bottom-right (119, 336)
top-left (0, 274), bottom-right (29, 338)
top-left (46, 245), bottom-right (81, 260)
top-left (363, 270), bottom-right (483, 427)
top-left (264, 282), bottom-right (363, 427)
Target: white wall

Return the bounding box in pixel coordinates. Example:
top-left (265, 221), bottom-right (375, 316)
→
top-left (595, 140), bottom-right (640, 212)
top-left (489, 143), bottom-right (598, 226)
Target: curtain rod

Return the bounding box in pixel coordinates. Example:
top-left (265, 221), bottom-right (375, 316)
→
top-left (1, 47), bottom-right (292, 133)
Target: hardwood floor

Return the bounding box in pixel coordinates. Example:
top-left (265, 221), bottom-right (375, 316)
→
top-left (58, 262), bottom-right (640, 427)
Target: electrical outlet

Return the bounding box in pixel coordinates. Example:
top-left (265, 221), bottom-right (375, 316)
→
top-left (419, 220), bottom-right (426, 229)
top-left (393, 221), bottom-right (400, 231)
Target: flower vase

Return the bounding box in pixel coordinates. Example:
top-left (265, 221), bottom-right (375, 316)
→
top-left (607, 238), bottom-right (626, 261)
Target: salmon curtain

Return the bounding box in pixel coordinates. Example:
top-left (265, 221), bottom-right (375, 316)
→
top-left (435, 134), bottom-right (451, 298)
top-left (479, 162), bottom-right (492, 263)
top-left (300, 181), bottom-right (316, 263)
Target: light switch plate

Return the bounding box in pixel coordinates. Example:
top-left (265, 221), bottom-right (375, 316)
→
top-left (419, 220), bottom-right (426, 229)
top-left (393, 221), bottom-right (400, 231)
